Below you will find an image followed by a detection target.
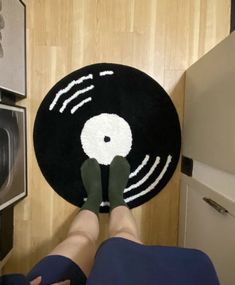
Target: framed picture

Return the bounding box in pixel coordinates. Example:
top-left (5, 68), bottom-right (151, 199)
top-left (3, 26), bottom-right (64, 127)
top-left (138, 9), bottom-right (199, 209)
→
top-left (0, 103), bottom-right (27, 211)
top-left (0, 0), bottom-right (26, 97)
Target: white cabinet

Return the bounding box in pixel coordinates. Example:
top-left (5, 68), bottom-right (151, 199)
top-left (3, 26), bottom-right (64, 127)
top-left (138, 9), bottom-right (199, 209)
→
top-left (181, 31), bottom-right (235, 285)
top-left (179, 175), bottom-right (235, 285)
top-left (183, 32), bottom-right (235, 175)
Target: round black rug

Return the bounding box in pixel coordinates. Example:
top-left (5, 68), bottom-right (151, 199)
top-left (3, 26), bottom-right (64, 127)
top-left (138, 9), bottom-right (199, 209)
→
top-left (33, 63), bottom-right (181, 212)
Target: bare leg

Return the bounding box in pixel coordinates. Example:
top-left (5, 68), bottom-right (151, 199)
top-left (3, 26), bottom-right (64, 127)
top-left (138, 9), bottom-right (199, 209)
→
top-left (29, 159), bottom-right (102, 284)
top-left (109, 205), bottom-right (142, 244)
top-left (48, 158), bottom-right (102, 277)
top-left (108, 156), bottom-right (142, 244)
top-left (48, 209), bottom-right (99, 277)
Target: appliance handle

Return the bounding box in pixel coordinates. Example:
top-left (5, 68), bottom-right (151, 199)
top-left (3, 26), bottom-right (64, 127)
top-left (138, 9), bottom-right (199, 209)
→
top-left (203, 197), bottom-right (228, 215)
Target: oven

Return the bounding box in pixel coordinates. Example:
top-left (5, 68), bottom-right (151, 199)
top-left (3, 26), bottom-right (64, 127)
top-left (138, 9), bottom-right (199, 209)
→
top-left (0, 103), bottom-right (26, 210)
top-left (0, 109), bottom-right (19, 192)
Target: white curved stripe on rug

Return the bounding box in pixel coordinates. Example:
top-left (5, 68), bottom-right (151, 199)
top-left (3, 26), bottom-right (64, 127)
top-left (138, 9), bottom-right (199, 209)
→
top-left (71, 97), bottom-right (92, 114)
top-left (129, 155), bottom-right (150, 179)
top-left (124, 156), bottom-right (160, 193)
top-left (99, 70), bottom-right (114, 76)
top-left (59, 85), bottom-right (94, 113)
top-left (124, 155), bottom-right (172, 203)
top-left (49, 74), bottom-right (93, 110)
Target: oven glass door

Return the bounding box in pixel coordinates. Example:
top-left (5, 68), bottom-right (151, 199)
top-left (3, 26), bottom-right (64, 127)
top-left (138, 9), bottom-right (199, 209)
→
top-left (0, 104), bottom-right (26, 210)
top-left (0, 127), bottom-right (10, 189)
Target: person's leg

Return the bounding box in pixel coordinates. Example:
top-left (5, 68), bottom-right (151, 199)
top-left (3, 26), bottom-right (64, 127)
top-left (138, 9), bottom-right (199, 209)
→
top-left (48, 209), bottom-right (99, 276)
top-left (27, 159), bottom-right (102, 284)
top-left (108, 156), bottom-right (142, 244)
top-left (48, 158), bottom-right (103, 276)
top-left (109, 206), bottom-right (142, 243)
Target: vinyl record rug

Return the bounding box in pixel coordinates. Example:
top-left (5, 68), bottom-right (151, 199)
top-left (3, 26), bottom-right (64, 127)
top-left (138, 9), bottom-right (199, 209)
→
top-left (33, 63), bottom-right (181, 212)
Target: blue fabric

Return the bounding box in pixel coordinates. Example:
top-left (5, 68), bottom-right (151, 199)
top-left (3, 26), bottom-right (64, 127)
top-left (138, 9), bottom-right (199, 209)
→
top-left (87, 238), bottom-right (220, 285)
top-left (0, 274), bottom-right (29, 285)
top-left (0, 238), bottom-right (220, 285)
top-left (26, 255), bottom-right (86, 285)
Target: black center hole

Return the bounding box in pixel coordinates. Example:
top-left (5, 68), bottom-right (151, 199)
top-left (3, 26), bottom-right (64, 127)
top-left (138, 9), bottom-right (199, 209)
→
top-left (104, 136), bottom-right (111, 143)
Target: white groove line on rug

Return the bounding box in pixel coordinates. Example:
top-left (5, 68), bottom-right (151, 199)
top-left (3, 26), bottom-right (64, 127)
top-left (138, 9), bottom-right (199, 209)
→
top-left (59, 85), bottom-right (94, 113)
top-left (71, 97), bottom-right (92, 114)
top-left (99, 70), bottom-right (114, 76)
top-left (49, 74), bottom-right (93, 110)
top-left (100, 201), bottom-right (110, 207)
top-left (83, 198), bottom-right (110, 207)
top-left (124, 156), bottom-right (160, 193)
top-left (129, 155), bottom-right (150, 179)
top-left (124, 155), bottom-right (172, 203)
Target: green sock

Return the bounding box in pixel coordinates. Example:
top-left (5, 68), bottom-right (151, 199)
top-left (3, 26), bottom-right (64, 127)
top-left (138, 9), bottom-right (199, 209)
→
top-left (80, 158), bottom-right (102, 215)
top-left (108, 156), bottom-right (130, 210)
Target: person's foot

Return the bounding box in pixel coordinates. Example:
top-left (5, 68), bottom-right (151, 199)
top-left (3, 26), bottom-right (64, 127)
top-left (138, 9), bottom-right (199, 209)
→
top-left (108, 156), bottom-right (130, 210)
top-left (80, 158), bottom-right (102, 215)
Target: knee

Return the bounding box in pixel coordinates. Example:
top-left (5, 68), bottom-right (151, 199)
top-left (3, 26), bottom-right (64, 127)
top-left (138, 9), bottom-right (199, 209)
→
top-left (110, 227), bottom-right (141, 243)
top-left (67, 230), bottom-right (97, 249)
top-left (110, 225), bottom-right (136, 237)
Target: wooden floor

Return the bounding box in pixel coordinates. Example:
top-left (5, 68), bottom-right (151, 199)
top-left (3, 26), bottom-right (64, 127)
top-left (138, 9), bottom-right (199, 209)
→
top-left (3, 0), bottom-right (230, 274)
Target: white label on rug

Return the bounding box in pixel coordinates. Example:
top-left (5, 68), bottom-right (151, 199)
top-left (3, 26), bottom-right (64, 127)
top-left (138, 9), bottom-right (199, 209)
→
top-left (80, 113), bottom-right (133, 165)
